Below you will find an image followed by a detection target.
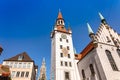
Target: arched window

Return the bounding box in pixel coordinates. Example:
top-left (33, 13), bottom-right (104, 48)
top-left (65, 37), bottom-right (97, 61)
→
top-left (89, 64), bottom-right (95, 76)
top-left (81, 69), bottom-right (86, 79)
top-left (57, 20), bottom-right (61, 25)
top-left (105, 50), bottom-right (118, 71)
top-left (61, 20), bottom-right (63, 24)
top-left (116, 49), bottom-right (120, 57)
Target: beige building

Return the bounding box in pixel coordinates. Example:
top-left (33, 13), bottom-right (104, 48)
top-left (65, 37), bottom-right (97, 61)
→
top-left (2, 52), bottom-right (38, 80)
top-left (76, 13), bottom-right (120, 80)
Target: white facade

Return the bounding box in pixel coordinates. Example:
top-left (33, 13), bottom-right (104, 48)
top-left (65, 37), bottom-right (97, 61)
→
top-left (50, 11), bottom-right (80, 80)
top-left (77, 13), bottom-right (120, 80)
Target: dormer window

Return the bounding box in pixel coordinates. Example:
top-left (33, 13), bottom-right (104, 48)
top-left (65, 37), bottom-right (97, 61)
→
top-left (18, 55), bottom-right (23, 60)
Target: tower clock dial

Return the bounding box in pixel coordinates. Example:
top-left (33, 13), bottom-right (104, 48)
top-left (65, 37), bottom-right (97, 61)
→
top-left (61, 34), bottom-right (67, 39)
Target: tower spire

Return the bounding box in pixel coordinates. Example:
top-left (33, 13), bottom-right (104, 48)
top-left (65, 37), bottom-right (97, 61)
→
top-left (51, 10), bottom-right (71, 38)
top-left (54, 10), bottom-right (68, 33)
top-left (99, 12), bottom-right (104, 20)
top-left (38, 57), bottom-right (46, 80)
top-left (98, 12), bottom-right (107, 24)
top-left (87, 23), bottom-right (94, 35)
top-left (42, 57), bottom-right (45, 65)
top-left (87, 23), bottom-right (97, 44)
top-left (57, 9), bottom-right (63, 19)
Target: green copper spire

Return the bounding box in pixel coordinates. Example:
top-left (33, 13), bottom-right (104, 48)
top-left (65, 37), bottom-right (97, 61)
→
top-left (87, 23), bottom-right (94, 35)
top-left (99, 12), bottom-right (104, 20)
top-left (98, 12), bottom-right (107, 24)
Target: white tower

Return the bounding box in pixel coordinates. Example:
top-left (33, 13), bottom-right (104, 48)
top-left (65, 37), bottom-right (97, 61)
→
top-left (50, 11), bottom-right (80, 80)
top-left (39, 58), bottom-right (46, 80)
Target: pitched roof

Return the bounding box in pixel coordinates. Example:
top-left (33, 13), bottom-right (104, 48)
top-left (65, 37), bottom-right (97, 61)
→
top-left (4, 52), bottom-right (34, 62)
top-left (76, 42), bottom-right (95, 61)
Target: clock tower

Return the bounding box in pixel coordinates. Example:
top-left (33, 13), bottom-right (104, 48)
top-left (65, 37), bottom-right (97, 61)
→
top-left (50, 11), bottom-right (80, 80)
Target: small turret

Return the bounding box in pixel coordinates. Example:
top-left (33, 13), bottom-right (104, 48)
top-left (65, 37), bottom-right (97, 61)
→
top-left (54, 10), bottom-right (67, 33)
top-left (98, 12), bottom-right (107, 24)
top-left (73, 47), bottom-right (77, 54)
top-left (87, 23), bottom-right (94, 35)
top-left (56, 10), bottom-right (65, 26)
top-left (68, 23), bottom-right (72, 33)
top-left (87, 23), bottom-right (97, 46)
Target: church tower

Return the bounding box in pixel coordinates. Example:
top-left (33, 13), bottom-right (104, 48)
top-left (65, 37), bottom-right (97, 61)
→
top-left (50, 11), bottom-right (80, 80)
top-left (38, 58), bottom-right (46, 80)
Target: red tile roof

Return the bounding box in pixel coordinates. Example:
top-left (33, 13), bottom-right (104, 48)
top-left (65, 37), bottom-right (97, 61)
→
top-left (56, 25), bottom-right (67, 32)
top-left (75, 42), bottom-right (94, 61)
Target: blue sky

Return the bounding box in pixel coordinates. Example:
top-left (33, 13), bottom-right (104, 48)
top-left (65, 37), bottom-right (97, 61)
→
top-left (0, 0), bottom-right (120, 79)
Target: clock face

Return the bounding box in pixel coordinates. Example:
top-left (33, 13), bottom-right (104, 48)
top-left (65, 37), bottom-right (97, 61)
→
top-left (61, 34), bottom-right (67, 39)
top-left (62, 47), bottom-right (68, 57)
